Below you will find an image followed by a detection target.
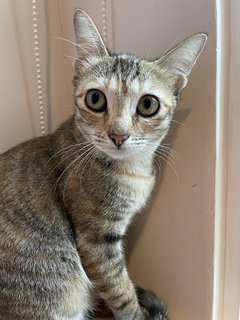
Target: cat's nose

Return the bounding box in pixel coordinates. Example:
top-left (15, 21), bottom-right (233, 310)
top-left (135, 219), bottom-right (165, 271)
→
top-left (108, 133), bottom-right (129, 149)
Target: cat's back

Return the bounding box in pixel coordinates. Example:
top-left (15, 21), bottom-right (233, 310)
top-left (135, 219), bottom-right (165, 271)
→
top-left (0, 134), bottom-right (92, 319)
top-left (0, 136), bottom-right (58, 225)
top-left (0, 134), bottom-right (52, 179)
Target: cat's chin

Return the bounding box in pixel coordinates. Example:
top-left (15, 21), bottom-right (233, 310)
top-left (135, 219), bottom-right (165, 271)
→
top-left (95, 147), bottom-right (139, 160)
top-left (103, 149), bottom-right (134, 160)
top-left (99, 147), bottom-right (152, 161)
top-left (95, 143), bottom-right (160, 161)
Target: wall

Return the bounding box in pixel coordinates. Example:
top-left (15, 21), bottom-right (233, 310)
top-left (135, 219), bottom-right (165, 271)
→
top-left (0, 1), bottom-right (216, 319)
top-left (0, 0), bottom-right (35, 153)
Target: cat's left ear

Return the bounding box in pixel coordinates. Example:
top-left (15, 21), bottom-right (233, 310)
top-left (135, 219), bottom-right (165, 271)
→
top-left (74, 9), bottom-right (109, 61)
top-left (154, 33), bottom-right (207, 93)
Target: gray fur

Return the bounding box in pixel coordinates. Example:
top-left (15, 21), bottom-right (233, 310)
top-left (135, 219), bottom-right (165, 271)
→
top-left (0, 9), bottom-right (207, 320)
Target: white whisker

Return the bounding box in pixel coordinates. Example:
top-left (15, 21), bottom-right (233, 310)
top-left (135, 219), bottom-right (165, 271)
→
top-left (35, 141), bottom-right (95, 198)
top-left (155, 150), bottom-right (176, 166)
top-left (146, 41), bottom-right (152, 61)
top-left (47, 140), bottom-right (94, 163)
top-left (55, 36), bottom-right (90, 55)
top-left (154, 151), bottom-right (180, 184)
top-left (54, 144), bottom-right (96, 194)
top-left (171, 119), bottom-right (185, 126)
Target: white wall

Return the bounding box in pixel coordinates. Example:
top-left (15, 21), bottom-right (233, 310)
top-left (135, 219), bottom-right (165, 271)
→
top-left (0, 0), bottom-right (35, 153)
top-left (0, 1), bottom-right (216, 319)
top-left (0, 0), bottom-right (51, 153)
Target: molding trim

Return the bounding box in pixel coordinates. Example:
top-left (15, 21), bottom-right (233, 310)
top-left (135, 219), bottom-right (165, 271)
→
top-left (31, 0), bottom-right (46, 135)
top-left (101, 0), bottom-right (113, 50)
top-left (212, 0), bottom-right (231, 319)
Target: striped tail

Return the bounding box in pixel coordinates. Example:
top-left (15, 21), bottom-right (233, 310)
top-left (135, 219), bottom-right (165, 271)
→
top-left (136, 287), bottom-right (169, 320)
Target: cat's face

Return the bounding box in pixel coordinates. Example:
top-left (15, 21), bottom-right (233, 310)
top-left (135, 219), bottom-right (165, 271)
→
top-left (73, 10), bottom-right (207, 160)
top-left (74, 54), bottom-right (176, 160)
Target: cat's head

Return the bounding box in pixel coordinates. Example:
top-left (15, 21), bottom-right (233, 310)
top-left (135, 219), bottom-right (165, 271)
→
top-left (73, 9), bottom-right (207, 160)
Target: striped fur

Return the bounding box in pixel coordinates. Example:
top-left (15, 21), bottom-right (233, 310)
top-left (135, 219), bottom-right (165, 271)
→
top-left (0, 9), bottom-right (206, 320)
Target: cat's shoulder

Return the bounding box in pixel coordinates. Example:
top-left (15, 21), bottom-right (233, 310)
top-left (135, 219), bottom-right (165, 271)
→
top-left (0, 135), bottom-right (53, 171)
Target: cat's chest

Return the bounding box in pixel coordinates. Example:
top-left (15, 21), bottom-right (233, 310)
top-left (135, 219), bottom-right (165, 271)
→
top-left (64, 163), bottom-right (155, 218)
top-left (107, 170), bottom-right (156, 214)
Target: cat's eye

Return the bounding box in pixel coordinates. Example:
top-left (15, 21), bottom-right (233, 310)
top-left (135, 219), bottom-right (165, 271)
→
top-left (137, 95), bottom-right (160, 117)
top-left (85, 89), bottom-right (107, 112)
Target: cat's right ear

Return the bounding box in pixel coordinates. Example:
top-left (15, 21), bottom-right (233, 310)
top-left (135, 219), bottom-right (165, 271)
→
top-left (154, 33), bottom-right (207, 93)
top-left (74, 9), bottom-right (109, 63)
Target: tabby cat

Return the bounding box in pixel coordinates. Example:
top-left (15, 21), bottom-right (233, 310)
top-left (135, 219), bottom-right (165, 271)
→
top-left (0, 9), bottom-right (207, 320)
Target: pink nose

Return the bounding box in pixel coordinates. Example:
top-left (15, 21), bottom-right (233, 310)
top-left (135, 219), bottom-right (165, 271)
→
top-left (108, 133), bottom-right (129, 148)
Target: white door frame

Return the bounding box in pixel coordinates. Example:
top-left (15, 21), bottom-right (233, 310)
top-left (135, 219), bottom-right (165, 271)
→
top-left (213, 0), bottom-right (240, 319)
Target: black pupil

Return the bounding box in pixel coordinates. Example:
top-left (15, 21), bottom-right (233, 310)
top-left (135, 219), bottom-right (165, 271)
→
top-left (144, 99), bottom-right (151, 109)
top-left (92, 92), bottom-right (100, 104)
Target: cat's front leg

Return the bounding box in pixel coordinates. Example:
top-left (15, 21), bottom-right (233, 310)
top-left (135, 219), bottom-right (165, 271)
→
top-left (77, 236), bottom-right (145, 320)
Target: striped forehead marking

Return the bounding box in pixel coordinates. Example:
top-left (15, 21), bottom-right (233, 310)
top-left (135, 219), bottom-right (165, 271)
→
top-left (111, 54), bottom-right (141, 81)
top-left (107, 76), bottom-right (140, 91)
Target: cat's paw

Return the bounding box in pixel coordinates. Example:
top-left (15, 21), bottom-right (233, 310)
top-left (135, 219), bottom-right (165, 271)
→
top-left (136, 287), bottom-right (169, 320)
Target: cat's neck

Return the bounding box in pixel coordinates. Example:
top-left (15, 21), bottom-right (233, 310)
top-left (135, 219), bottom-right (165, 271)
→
top-left (115, 154), bottom-right (155, 177)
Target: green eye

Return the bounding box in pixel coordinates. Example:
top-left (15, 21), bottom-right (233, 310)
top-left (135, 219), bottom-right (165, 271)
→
top-left (85, 89), bottom-right (107, 112)
top-left (137, 95), bottom-right (160, 117)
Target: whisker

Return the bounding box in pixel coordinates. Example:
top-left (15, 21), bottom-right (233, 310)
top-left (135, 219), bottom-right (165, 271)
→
top-left (62, 147), bottom-right (98, 199)
top-left (146, 141), bottom-right (178, 160)
top-left (64, 55), bottom-right (103, 79)
top-left (155, 150), bottom-right (176, 166)
top-left (47, 140), bottom-right (94, 163)
top-left (142, 146), bottom-right (161, 173)
top-left (144, 60), bottom-right (157, 79)
top-left (145, 41), bottom-right (152, 60)
top-left (50, 142), bottom-right (94, 170)
top-left (55, 36), bottom-right (90, 55)
top-left (76, 146), bottom-right (97, 191)
top-left (64, 55), bottom-right (79, 62)
top-left (37, 142), bottom-right (95, 198)
top-left (160, 145), bottom-right (180, 159)
top-left (154, 152), bottom-right (180, 184)
top-left (54, 145), bottom-right (96, 194)
top-left (171, 119), bottom-right (185, 126)
top-left (88, 149), bottom-right (99, 179)
top-left (142, 141), bottom-right (179, 183)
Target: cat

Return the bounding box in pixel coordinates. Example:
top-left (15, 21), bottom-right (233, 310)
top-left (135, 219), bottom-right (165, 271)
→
top-left (0, 8), bottom-right (207, 320)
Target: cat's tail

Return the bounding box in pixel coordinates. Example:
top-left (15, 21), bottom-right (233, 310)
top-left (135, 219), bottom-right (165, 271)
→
top-left (136, 287), bottom-right (169, 320)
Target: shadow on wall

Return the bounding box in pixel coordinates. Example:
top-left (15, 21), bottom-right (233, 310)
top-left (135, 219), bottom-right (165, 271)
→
top-left (126, 107), bottom-right (191, 261)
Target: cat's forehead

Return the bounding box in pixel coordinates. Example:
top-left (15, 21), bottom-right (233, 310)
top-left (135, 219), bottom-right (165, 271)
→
top-left (76, 53), bottom-right (173, 106)
top-left (109, 53), bottom-right (141, 81)
top-left (80, 54), bottom-right (161, 95)
top-left (86, 53), bottom-right (144, 83)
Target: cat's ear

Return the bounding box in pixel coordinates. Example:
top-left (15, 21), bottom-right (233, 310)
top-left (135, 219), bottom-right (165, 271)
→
top-left (74, 9), bottom-right (109, 61)
top-left (155, 33), bottom-right (207, 92)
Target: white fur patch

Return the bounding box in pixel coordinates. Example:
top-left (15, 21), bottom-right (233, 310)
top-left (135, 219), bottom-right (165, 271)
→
top-left (108, 76), bottom-right (118, 91)
top-left (130, 79), bottom-right (140, 94)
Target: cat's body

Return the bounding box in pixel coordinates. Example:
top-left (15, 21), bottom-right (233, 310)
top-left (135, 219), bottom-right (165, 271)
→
top-left (0, 115), bottom-right (155, 319)
top-left (0, 9), bottom-right (207, 320)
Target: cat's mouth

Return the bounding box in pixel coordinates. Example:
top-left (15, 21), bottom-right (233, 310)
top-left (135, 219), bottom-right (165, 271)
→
top-left (94, 142), bottom-right (139, 160)
top-left (100, 146), bottom-right (134, 160)
top-left (93, 136), bottom-right (159, 160)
